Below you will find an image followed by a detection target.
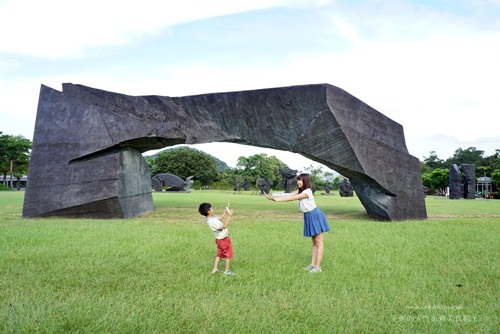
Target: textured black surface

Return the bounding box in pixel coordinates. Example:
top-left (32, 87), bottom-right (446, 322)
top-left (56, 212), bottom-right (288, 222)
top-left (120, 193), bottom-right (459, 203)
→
top-left (23, 83), bottom-right (427, 220)
top-left (152, 173), bottom-right (191, 192)
top-left (462, 164), bottom-right (476, 199)
top-left (339, 179), bottom-right (353, 197)
top-left (449, 164), bottom-right (463, 199)
top-left (279, 168), bottom-right (298, 193)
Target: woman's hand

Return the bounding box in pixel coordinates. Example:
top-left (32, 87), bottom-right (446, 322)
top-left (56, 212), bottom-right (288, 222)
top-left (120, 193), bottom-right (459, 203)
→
top-left (264, 192), bottom-right (275, 201)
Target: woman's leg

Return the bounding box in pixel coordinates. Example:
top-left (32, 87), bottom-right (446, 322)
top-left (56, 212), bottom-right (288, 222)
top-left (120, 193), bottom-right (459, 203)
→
top-left (311, 238), bottom-right (317, 266)
top-left (311, 233), bottom-right (324, 268)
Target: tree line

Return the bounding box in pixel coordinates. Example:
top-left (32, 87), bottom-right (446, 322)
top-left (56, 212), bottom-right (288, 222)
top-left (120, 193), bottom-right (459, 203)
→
top-left (2, 130), bottom-right (498, 196)
top-left (145, 146), bottom-right (340, 192)
top-left (148, 146), bottom-right (500, 195)
top-left (421, 147), bottom-right (500, 195)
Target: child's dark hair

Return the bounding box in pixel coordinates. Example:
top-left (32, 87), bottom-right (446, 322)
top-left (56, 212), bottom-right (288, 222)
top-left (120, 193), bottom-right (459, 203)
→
top-left (198, 203), bottom-right (212, 217)
top-left (297, 173), bottom-right (312, 193)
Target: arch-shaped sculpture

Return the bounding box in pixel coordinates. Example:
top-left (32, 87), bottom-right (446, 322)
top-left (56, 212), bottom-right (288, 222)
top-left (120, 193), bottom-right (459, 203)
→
top-left (22, 83), bottom-right (427, 220)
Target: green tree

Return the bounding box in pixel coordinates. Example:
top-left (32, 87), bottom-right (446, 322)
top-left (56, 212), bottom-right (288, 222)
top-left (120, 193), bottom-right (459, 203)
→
top-left (236, 153), bottom-right (287, 187)
top-left (144, 156), bottom-right (155, 172)
top-left (218, 168), bottom-right (239, 190)
top-left (420, 162), bottom-right (433, 175)
top-left (491, 170), bottom-right (500, 189)
top-left (150, 147), bottom-right (219, 186)
top-left (331, 175), bottom-right (342, 190)
top-left (445, 147), bottom-right (485, 166)
top-left (429, 168), bottom-right (449, 195)
top-left (323, 171), bottom-right (338, 190)
top-left (422, 151), bottom-right (445, 170)
top-left (267, 155), bottom-right (288, 186)
top-left (0, 133), bottom-right (32, 189)
top-left (216, 168), bottom-right (254, 191)
top-left (476, 166), bottom-right (491, 177)
top-left (485, 149), bottom-right (500, 173)
top-left (303, 165), bottom-right (327, 190)
top-left (421, 172), bottom-right (432, 189)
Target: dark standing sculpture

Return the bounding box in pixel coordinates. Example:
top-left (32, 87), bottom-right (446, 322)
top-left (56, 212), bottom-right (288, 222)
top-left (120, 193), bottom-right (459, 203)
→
top-left (23, 83), bottom-right (427, 221)
top-left (462, 164), bottom-right (476, 199)
top-left (449, 164), bottom-right (463, 199)
top-left (279, 167), bottom-right (298, 193)
top-left (339, 178), bottom-right (354, 197)
top-left (259, 177), bottom-right (273, 195)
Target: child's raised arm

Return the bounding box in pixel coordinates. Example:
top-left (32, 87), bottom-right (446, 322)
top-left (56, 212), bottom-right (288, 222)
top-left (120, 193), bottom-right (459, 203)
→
top-left (223, 208), bottom-right (233, 228)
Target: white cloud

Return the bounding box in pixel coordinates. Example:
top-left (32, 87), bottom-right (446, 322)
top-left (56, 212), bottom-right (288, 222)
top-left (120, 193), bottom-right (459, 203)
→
top-left (0, 0), bottom-right (331, 58)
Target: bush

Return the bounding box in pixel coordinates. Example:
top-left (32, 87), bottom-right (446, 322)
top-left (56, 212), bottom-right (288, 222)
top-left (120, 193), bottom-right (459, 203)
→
top-left (0, 184), bottom-right (11, 191)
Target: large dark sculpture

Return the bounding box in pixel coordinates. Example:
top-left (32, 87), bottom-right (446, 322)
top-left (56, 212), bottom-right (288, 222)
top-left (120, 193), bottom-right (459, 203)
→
top-left (23, 83), bottom-right (427, 220)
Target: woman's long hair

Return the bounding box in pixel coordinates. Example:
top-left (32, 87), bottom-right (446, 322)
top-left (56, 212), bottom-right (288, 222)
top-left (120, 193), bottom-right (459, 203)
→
top-left (297, 173), bottom-right (312, 194)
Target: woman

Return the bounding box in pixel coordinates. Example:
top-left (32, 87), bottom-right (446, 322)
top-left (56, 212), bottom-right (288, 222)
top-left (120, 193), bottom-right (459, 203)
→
top-left (265, 173), bottom-right (330, 273)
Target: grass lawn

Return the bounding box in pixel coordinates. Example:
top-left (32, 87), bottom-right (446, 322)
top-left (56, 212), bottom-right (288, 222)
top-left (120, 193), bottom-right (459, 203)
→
top-left (0, 190), bottom-right (498, 333)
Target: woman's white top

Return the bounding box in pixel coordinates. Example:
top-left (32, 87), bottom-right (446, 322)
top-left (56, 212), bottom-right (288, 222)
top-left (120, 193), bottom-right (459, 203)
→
top-left (298, 188), bottom-right (317, 213)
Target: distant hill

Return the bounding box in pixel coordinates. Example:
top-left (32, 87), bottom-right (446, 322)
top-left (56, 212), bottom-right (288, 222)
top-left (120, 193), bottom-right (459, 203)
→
top-left (143, 146), bottom-right (229, 171)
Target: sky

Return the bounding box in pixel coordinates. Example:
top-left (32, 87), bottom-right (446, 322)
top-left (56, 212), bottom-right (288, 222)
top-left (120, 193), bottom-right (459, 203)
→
top-left (1, 0), bottom-right (499, 172)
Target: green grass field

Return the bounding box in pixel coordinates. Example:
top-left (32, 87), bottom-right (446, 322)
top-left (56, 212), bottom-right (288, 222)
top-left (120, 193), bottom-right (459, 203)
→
top-left (1, 191), bottom-right (498, 333)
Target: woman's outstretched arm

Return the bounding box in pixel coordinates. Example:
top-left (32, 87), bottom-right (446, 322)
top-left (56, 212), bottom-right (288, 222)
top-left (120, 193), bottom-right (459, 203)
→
top-left (264, 191), bottom-right (308, 202)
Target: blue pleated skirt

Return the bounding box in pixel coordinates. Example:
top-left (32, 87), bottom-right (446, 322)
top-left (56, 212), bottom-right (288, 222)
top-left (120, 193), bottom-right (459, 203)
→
top-left (303, 207), bottom-right (330, 237)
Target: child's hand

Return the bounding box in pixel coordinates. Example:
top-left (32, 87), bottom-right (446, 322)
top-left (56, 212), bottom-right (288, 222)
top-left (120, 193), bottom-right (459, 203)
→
top-left (226, 208), bottom-right (233, 216)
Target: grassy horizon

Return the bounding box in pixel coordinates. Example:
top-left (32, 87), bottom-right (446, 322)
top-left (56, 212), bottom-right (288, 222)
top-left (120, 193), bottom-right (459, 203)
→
top-left (0, 191), bottom-right (498, 333)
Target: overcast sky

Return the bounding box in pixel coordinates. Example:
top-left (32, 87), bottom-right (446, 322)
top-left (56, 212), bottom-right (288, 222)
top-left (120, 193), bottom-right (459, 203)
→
top-left (1, 0), bottom-right (499, 171)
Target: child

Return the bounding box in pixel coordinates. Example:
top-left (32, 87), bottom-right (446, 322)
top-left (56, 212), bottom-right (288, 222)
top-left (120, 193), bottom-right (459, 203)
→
top-left (198, 203), bottom-right (234, 275)
top-left (265, 173), bottom-right (330, 273)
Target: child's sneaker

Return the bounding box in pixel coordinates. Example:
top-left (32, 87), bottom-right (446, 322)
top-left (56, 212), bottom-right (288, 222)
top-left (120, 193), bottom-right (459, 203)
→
top-left (309, 267), bottom-right (322, 273)
top-left (223, 270), bottom-right (235, 275)
top-left (303, 264), bottom-right (314, 271)
top-left (212, 269), bottom-right (220, 274)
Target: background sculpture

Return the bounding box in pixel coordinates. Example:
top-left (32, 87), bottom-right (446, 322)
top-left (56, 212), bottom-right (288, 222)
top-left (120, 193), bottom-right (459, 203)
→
top-left (449, 164), bottom-right (463, 199)
top-left (339, 179), bottom-right (354, 197)
top-left (448, 163), bottom-right (476, 199)
top-left (259, 177), bottom-right (273, 195)
top-left (279, 167), bottom-right (298, 193)
top-left (462, 164), bottom-right (476, 199)
top-left (23, 83), bottom-right (427, 221)
top-left (152, 173), bottom-right (193, 192)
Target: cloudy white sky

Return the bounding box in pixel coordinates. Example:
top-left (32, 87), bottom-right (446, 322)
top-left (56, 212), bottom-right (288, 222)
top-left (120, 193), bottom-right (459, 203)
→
top-left (1, 0), bottom-right (499, 171)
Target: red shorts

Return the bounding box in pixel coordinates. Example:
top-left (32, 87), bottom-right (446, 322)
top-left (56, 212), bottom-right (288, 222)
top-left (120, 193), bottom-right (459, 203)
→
top-left (215, 237), bottom-right (233, 259)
